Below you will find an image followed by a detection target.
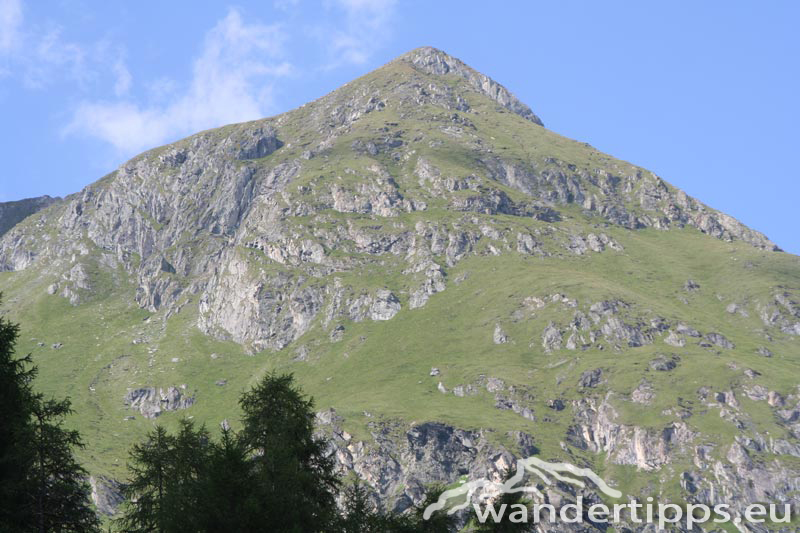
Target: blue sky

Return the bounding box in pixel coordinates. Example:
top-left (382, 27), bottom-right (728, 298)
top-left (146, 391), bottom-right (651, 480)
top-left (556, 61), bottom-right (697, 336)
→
top-left (1, 1), bottom-right (798, 252)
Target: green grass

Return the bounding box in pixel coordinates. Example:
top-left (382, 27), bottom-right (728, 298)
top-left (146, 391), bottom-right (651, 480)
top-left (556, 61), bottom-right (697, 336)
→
top-left (1, 53), bottom-right (799, 522)
top-left (3, 223), bottom-right (799, 490)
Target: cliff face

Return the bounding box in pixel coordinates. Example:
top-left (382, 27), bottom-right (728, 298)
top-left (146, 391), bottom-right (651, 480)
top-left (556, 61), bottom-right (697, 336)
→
top-left (1, 47), bottom-right (798, 528)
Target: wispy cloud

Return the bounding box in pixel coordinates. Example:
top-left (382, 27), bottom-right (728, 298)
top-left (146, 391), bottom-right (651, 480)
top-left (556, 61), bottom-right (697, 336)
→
top-left (23, 26), bottom-right (89, 88)
top-left (65, 9), bottom-right (291, 154)
top-left (112, 57), bottom-right (131, 97)
top-left (5, 1), bottom-right (397, 156)
top-left (0, 0), bottom-right (114, 89)
top-left (325, 0), bottom-right (397, 67)
top-left (0, 0), bottom-right (22, 53)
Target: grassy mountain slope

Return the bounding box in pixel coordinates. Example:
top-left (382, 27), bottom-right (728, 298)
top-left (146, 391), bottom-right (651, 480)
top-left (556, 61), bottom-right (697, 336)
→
top-left (1, 47), bottom-right (798, 525)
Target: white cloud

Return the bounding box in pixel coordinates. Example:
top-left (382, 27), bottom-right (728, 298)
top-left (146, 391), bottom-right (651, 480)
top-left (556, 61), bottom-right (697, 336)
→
top-left (65, 9), bottom-right (291, 154)
top-left (0, 2), bottom-right (100, 89)
top-left (326, 0), bottom-right (397, 66)
top-left (6, 2), bottom-right (395, 156)
top-left (0, 0), bottom-right (22, 52)
top-left (112, 57), bottom-right (131, 96)
top-left (23, 26), bottom-right (88, 88)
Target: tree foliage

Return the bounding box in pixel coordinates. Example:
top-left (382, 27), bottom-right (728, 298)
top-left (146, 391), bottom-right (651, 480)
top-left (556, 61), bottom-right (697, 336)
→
top-left (239, 371), bottom-right (340, 532)
top-left (120, 373), bottom-right (341, 532)
top-left (0, 298), bottom-right (99, 532)
top-left (118, 372), bottom-right (461, 532)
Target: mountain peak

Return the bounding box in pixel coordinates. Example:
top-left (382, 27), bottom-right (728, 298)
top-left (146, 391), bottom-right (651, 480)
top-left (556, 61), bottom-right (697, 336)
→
top-left (391, 46), bottom-right (544, 126)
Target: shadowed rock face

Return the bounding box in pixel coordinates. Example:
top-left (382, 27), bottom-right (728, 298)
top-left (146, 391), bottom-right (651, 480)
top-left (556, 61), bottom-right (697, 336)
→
top-left (89, 476), bottom-right (124, 516)
top-left (1, 47), bottom-right (798, 526)
top-left (0, 195), bottom-right (59, 237)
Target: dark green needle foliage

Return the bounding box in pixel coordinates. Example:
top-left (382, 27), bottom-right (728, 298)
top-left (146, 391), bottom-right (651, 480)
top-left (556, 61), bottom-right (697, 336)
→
top-left (0, 297), bottom-right (99, 532)
top-left (117, 371), bottom-right (457, 532)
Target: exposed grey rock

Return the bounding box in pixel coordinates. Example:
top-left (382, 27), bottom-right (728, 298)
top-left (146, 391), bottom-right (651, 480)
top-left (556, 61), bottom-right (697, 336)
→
top-left (568, 397), bottom-right (696, 471)
top-left (515, 233), bottom-right (540, 255)
top-left (330, 325), bottom-right (345, 342)
top-left (541, 322), bottom-right (562, 353)
top-left (702, 332), bottom-right (735, 349)
top-left (293, 345), bottom-right (310, 362)
top-left (600, 316), bottom-right (650, 347)
top-left (726, 302), bottom-right (749, 317)
top-left (567, 234), bottom-right (588, 255)
top-left (429, 367), bottom-right (440, 377)
top-left (235, 125), bottom-right (281, 160)
top-left (768, 391), bottom-right (786, 407)
top-left (588, 299), bottom-right (620, 320)
top-left (676, 323), bottom-right (702, 337)
top-left (743, 384), bottom-right (769, 401)
top-left (483, 377), bottom-right (505, 393)
top-left (89, 476), bottom-right (124, 516)
top-left (568, 233), bottom-right (621, 255)
top-left (494, 394), bottom-right (536, 421)
top-left (578, 368), bottom-right (603, 388)
top-left (547, 398), bottom-right (565, 411)
top-left (408, 262), bottom-right (446, 309)
top-left (743, 367), bottom-right (761, 379)
top-left (0, 45), bottom-right (794, 523)
top-left (757, 293), bottom-right (800, 336)
top-left (398, 47), bottom-right (544, 126)
top-left (492, 323), bottom-right (508, 344)
top-left (124, 386), bottom-right (195, 419)
top-left (650, 354), bottom-right (680, 372)
top-left (453, 384), bottom-right (478, 398)
top-left (684, 279), bottom-right (701, 292)
top-left (318, 410), bottom-right (537, 513)
top-left (664, 330), bottom-right (686, 347)
top-left (757, 346), bottom-right (773, 357)
top-left (369, 289), bottom-right (401, 321)
top-left (715, 390), bottom-right (739, 408)
top-left (632, 380), bottom-right (655, 404)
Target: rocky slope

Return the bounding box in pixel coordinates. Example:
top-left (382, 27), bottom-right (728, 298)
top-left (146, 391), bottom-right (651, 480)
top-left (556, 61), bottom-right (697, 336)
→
top-left (0, 195), bottom-right (59, 237)
top-left (1, 47), bottom-right (798, 530)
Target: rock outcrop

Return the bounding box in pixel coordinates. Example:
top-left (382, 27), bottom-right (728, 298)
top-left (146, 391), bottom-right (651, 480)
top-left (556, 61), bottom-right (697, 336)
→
top-left (0, 47), bottom-right (795, 525)
top-left (124, 386), bottom-right (195, 419)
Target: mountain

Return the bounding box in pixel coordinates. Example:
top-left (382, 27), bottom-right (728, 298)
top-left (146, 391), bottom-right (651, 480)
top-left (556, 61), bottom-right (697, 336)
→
top-left (0, 195), bottom-right (59, 237)
top-left (1, 47), bottom-right (799, 527)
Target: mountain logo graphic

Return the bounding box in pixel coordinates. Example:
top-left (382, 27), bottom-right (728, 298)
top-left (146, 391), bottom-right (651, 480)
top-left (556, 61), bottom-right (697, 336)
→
top-left (423, 456), bottom-right (623, 520)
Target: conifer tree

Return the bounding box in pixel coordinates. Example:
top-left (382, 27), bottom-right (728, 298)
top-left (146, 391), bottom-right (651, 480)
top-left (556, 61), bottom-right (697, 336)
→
top-left (119, 425), bottom-right (175, 533)
top-left (411, 484), bottom-right (458, 533)
top-left (337, 478), bottom-right (417, 533)
top-left (239, 372), bottom-right (340, 532)
top-left (29, 397), bottom-right (99, 532)
top-left (197, 425), bottom-right (256, 532)
top-left (0, 298), bottom-right (99, 532)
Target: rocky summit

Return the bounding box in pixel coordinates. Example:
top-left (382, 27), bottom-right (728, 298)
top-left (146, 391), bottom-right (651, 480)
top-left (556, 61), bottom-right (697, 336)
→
top-left (1, 47), bottom-right (799, 528)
